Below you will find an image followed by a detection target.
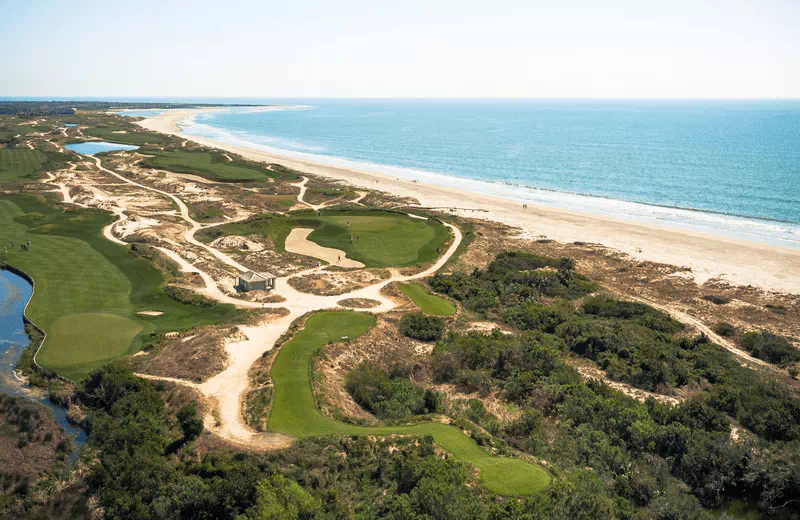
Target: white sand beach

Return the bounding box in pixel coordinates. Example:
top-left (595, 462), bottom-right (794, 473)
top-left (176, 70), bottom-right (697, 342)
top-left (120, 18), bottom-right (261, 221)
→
top-left (138, 108), bottom-right (800, 295)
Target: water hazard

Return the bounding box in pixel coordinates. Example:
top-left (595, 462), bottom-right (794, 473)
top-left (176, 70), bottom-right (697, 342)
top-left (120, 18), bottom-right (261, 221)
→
top-left (65, 141), bottom-right (139, 155)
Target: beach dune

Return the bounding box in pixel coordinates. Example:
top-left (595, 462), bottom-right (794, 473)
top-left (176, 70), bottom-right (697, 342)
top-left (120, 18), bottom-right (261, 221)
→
top-left (138, 109), bottom-right (800, 295)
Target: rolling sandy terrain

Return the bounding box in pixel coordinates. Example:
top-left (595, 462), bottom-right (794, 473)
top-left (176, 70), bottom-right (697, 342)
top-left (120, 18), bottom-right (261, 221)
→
top-left (139, 109), bottom-right (800, 295)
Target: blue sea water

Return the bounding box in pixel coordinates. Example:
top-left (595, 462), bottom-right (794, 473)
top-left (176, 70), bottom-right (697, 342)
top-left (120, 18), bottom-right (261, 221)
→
top-left (65, 141), bottom-right (138, 155)
top-left (172, 100), bottom-right (796, 247)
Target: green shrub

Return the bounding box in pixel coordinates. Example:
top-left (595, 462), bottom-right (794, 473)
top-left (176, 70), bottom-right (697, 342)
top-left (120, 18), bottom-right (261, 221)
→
top-left (177, 403), bottom-right (203, 441)
top-left (164, 285), bottom-right (216, 307)
top-left (399, 312), bottom-right (445, 341)
top-left (702, 295), bottom-right (730, 305)
top-left (741, 331), bottom-right (800, 367)
top-left (345, 362), bottom-right (436, 420)
top-left (713, 322), bottom-right (736, 337)
top-left (345, 362), bottom-right (441, 420)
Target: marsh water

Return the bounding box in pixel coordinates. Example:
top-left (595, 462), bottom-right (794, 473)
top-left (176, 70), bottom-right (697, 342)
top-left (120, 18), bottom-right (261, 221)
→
top-left (0, 268), bottom-right (86, 462)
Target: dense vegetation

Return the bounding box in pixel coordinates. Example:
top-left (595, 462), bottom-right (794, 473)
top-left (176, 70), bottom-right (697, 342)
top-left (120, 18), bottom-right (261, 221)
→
top-left (0, 395), bottom-right (72, 517)
top-left (428, 252), bottom-right (800, 516)
top-left (47, 363), bottom-right (568, 519)
top-left (741, 330), bottom-right (800, 367)
top-left (345, 362), bottom-right (441, 419)
top-left (399, 312), bottom-right (445, 341)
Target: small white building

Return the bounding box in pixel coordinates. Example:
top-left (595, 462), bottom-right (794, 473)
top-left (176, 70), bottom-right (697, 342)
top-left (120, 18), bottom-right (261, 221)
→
top-left (238, 270), bottom-right (276, 292)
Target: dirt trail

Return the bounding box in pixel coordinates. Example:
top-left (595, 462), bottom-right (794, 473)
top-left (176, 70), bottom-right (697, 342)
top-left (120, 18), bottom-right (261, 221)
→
top-left (90, 155), bottom-right (249, 272)
top-left (350, 191), bottom-right (367, 204)
top-left (616, 291), bottom-right (774, 371)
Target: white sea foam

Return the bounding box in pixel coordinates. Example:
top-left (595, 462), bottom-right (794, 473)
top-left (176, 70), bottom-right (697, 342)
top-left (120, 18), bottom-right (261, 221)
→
top-left (180, 116), bottom-right (800, 250)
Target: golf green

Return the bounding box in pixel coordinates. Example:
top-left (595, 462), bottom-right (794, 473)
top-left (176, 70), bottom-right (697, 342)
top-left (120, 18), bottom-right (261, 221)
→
top-left (200, 210), bottom-right (452, 268)
top-left (399, 282), bottom-right (456, 316)
top-left (268, 311), bottom-right (551, 496)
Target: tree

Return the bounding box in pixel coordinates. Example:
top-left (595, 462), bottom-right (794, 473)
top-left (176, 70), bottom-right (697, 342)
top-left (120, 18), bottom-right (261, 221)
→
top-left (240, 474), bottom-right (321, 520)
top-left (177, 403), bottom-right (204, 441)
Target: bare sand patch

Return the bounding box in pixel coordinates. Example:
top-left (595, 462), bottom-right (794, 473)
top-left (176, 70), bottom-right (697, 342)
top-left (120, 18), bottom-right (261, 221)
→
top-left (285, 228), bottom-right (364, 268)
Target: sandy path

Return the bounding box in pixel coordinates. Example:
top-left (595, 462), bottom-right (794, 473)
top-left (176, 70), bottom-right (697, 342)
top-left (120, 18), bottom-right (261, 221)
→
top-left (285, 228), bottom-right (364, 268)
top-left (89, 155), bottom-right (250, 273)
top-left (350, 191), bottom-right (367, 204)
top-left (138, 109), bottom-right (800, 295)
top-left (621, 291), bottom-right (774, 371)
top-left (103, 208), bottom-right (128, 246)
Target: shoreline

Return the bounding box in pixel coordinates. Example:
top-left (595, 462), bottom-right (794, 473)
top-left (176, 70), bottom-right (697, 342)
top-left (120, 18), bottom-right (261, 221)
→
top-left (137, 108), bottom-right (800, 295)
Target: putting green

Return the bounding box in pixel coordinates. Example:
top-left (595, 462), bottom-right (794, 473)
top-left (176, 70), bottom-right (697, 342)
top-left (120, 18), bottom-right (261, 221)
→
top-left (40, 313), bottom-right (143, 379)
top-left (200, 210), bottom-right (451, 268)
top-left (0, 195), bottom-right (242, 381)
top-left (399, 282), bottom-right (456, 316)
top-left (268, 311), bottom-right (551, 496)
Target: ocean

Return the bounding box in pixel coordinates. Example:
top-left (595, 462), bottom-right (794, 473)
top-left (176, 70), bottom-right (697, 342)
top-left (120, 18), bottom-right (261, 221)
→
top-left (172, 99), bottom-right (799, 248)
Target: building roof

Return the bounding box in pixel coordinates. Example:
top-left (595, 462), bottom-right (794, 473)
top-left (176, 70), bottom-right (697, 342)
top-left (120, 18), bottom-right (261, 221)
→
top-left (239, 270), bottom-right (275, 282)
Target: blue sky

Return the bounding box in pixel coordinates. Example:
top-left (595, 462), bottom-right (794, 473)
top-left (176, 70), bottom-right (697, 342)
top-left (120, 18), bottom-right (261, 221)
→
top-left (1, 0), bottom-right (798, 98)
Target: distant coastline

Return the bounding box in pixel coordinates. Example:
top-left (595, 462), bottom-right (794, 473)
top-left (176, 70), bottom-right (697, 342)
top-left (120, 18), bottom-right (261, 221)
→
top-left (136, 107), bottom-right (800, 294)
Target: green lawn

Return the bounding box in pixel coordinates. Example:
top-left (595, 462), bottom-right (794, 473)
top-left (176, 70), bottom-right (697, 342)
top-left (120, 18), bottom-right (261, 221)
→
top-left (141, 150), bottom-right (278, 182)
top-left (199, 210), bottom-right (451, 268)
top-left (83, 126), bottom-right (170, 146)
top-left (0, 148), bottom-right (48, 184)
top-left (0, 195), bottom-right (243, 381)
top-left (399, 282), bottom-right (457, 316)
top-left (268, 311), bottom-right (551, 496)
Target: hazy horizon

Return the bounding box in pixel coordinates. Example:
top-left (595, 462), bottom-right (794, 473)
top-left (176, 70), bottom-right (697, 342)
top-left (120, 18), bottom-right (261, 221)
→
top-left (2, 0), bottom-right (798, 99)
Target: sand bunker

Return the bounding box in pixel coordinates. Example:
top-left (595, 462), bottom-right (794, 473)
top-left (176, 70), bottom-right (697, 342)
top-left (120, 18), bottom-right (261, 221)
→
top-left (137, 311), bottom-right (164, 316)
top-left (285, 228), bottom-right (364, 268)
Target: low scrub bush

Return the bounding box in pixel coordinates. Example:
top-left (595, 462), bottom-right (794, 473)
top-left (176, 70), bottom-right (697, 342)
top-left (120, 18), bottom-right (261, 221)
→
top-left (399, 312), bottom-right (444, 341)
top-left (714, 322), bottom-right (736, 337)
top-left (345, 362), bottom-right (440, 420)
top-left (741, 331), bottom-right (800, 367)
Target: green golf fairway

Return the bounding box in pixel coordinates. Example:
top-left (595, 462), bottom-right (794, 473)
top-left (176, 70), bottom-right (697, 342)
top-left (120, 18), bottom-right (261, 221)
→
top-left (268, 311), bottom-right (551, 496)
top-left (0, 148), bottom-right (48, 184)
top-left (0, 195), bottom-right (242, 381)
top-left (399, 282), bottom-right (456, 316)
top-left (141, 150), bottom-right (277, 182)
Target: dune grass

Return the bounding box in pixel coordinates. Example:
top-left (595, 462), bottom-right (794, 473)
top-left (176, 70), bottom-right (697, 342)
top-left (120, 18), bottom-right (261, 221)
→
top-left (0, 148), bottom-right (48, 184)
top-left (0, 195), bottom-right (243, 381)
top-left (198, 210), bottom-right (451, 268)
top-left (141, 150), bottom-right (279, 183)
top-left (268, 311), bottom-right (551, 496)
top-left (399, 282), bottom-right (456, 316)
